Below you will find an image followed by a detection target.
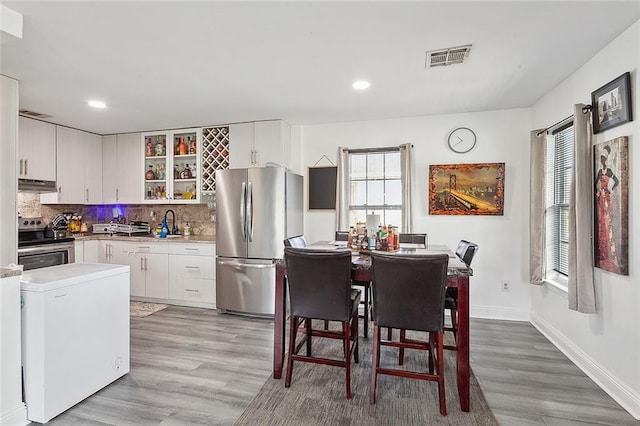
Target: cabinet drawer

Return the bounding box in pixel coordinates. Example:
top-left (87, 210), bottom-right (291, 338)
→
top-left (169, 278), bottom-right (215, 304)
top-left (121, 241), bottom-right (168, 255)
top-left (167, 243), bottom-right (214, 257)
top-left (169, 255), bottom-right (214, 279)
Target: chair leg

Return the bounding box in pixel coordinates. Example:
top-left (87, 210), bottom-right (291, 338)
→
top-left (343, 321), bottom-right (352, 399)
top-left (285, 315), bottom-right (297, 388)
top-left (305, 318), bottom-right (312, 356)
top-left (351, 309), bottom-right (359, 363)
top-left (324, 319), bottom-right (329, 330)
top-left (399, 329), bottom-right (406, 365)
top-left (428, 332), bottom-right (435, 374)
top-left (363, 285), bottom-right (369, 338)
top-left (370, 324), bottom-right (380, 404)
top-left (450, 308), bottom-right (458, 340)
top-left (436, 332), bottom-right (447, 416)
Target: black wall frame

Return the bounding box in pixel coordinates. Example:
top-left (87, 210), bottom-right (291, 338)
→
top-left (308, 166), bottom-right (337, 210)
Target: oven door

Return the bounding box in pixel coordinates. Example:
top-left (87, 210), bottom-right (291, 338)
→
top-left (18, 243), bottom-right (75, 271)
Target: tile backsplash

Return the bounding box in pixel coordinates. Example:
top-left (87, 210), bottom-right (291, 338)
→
top-left (18, 194), bottom-right (215, 236)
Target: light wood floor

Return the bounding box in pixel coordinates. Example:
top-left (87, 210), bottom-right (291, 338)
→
top-left (40, 306), bottom-right (637, 425)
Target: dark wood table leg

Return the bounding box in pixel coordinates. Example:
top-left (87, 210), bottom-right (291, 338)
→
top-left (273, 262), bottom-right (286, 379)
top-left (455, 275), bottom-right (470, 411)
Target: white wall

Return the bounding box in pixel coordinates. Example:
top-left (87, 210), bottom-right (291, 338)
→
top-left (300, 108), bottom-right (532, 321)
top-left (530, 21), bottom-right (639, 418)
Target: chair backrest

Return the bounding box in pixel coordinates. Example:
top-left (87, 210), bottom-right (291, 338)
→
top-left (284, 247), bottom-right (353, 321)
top-left (370, 253), bottom-right (449, 333)
top-left (335, 231), bottom-right (350, 242)
top-left (398, 233), bottom-right (427, 245)
top-left (455, 240), bottom-right (479, 266)
top-left (284, 235), bottom-right (307, 248)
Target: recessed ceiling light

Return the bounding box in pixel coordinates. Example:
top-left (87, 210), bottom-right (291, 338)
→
top-left (88, 100), bottom-right (106, 109)
top-left (352, 80), bottom-right (371, 90)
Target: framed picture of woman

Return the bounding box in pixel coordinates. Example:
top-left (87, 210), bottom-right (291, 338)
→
top-left (594, 136), bottom-right (628, 275)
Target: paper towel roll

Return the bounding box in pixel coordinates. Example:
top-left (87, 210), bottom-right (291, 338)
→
top-left (366, 214), bottom-right (380, 233)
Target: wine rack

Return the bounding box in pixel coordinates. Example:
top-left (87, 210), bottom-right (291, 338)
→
top-left (201, 126), bottom-right (230, 194)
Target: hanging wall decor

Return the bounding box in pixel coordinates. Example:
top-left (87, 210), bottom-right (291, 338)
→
top-left (594, 136), bottom-right (628, 275)
top-left (428, 162), bottom-right (505, 215)
top-left (591, 72), bottom-right (633, 134)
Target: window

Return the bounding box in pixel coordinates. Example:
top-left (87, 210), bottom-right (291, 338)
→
top-left (348, 149), bottom-right (402, 229)
top-left (544, 123), bottom-right (574, 278)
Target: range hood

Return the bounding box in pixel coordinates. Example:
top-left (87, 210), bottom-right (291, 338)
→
top-left (18, 178), bottom-right (57, 193)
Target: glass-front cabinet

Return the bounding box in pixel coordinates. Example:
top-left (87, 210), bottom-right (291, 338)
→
top-left (141, 128), bottom-right (201, 203)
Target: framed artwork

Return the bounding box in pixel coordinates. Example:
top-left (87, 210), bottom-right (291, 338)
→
top-left (591, 72), bottom-right (633, 134)
top-left (594, 136), bottom-right (628, 275)
top-left (428, 162), bottom-right (505, 215)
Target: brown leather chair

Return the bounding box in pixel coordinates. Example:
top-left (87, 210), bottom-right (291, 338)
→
top-left (369, 252), bottom-right (449, 415)
top-left (283, 247), bottom-right (361, 399)
top-left (283, 235), bottom-right (307, 248)
top-left (445, 240), bottom-right (478, 349)
top-left (398, 233), bottom-right (428, 246)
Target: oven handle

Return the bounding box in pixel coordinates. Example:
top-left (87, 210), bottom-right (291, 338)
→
top-left (17, 242), bottom-right (75, 255)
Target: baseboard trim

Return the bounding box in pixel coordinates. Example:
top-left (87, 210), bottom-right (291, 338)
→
top-left (531, 311), bottom-right (640, 420)
top-left (470, 305), bottom-right (529, 322)
top-left (0, 403), bottom-right (28, 426)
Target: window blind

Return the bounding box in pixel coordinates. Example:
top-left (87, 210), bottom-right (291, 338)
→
top-left (546, 126), bottom-right (574, 276)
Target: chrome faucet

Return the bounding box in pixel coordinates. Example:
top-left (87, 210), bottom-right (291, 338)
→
top-left (164, 209), bottom-right (178, 235)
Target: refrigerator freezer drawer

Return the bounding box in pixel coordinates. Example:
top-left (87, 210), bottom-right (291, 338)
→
top-left (216, 258), bottom-right (275, 317)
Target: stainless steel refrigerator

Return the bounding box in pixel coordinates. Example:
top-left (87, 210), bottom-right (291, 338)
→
top-left (215, 167), bottom-right (303, 316)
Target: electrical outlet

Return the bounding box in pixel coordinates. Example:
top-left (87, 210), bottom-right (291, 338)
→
top-left (501, 281), bottom-right (510, 291)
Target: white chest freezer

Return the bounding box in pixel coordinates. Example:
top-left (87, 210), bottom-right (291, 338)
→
top-left (21, 263), bottom-right (130, 423)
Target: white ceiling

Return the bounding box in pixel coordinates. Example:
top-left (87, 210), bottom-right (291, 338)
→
top-left (2, 1), bottom-right (639, 135)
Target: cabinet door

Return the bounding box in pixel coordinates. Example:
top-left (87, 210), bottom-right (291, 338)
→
top-left (83, 240), bottom-right (100, 263)
top-left (126, 252), bottom-right (146, 298)
top-left (74, 241), bottom-right (84, 263)
top-left (145, 253), bottom-right (169, 299)
top-left (41, 126), bottom-right (84, 204)
top-left (18, 117), bottom-right (56, 181)
top-left (98, 240), bottom-right (123, 264)
top-left (229, 122), bottom-right (254, 169)
top-left (117, 133), bottom-right (142, 203)
top-left (84, 132), bottom-right (103, 204)
top-left (102, 135), bottom-right (118, 204)
top-left (141, 132), bottom-right (170, 203)
top-left (254, 120), bottom-right (290, 167)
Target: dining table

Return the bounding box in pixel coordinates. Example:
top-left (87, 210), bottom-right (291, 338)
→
top-left (272, 242), bottom-right (474, 412)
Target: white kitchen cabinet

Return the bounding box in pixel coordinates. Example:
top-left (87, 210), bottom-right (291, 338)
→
top-left (141, 128), bottom-right (201, 204)
top-left (83, 240), bottom-right (100, 263)
top-left (121, 241), bottom-right (169, 299)
top-left (168, 243), bottom-right (216, 308)
top-left (200, 126), bottom-right (229, 194)
top-left (98, 240), bottom-right (123, 264)
top-left (103, 133), bottom-right (141, 204)
top-left (229, 120), bottom-right (290, 168)
top-left (41, 126), bottom-right (103, 204)
top-left (18, 116), bottom-right (56, 182)
top-left (73, 241), bottom-right (84, 263)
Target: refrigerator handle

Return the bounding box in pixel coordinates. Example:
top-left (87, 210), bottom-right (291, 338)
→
top-left (247, 181), bottom-right (254, 242)
top-left (240, 181), bottom-right (247, 241)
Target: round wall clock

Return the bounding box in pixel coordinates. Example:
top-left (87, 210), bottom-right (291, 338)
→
top-left (447, 127), bottom-right (476, 153)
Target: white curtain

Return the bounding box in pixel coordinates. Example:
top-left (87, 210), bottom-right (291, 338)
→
top-left (399, 143), bottom-right (413, 232)
top-left (335, 147), bottom-right (350, 231)
top-left (568, 104), bottom-right (596, 313)
top-left (529, 129), bottom-right (546, 285)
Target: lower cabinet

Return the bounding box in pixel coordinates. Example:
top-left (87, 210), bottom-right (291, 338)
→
top-left (99, 240), bottom-right (123, 264)
top-left (168, 243), bottom-right (216, 308)
top-left (121, 242), bottom-right (169, 299)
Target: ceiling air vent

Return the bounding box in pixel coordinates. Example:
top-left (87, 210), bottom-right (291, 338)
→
top-left (19, 109), bottom-right (52, 119)
top-left (425, 44), bottom-right (472, 68)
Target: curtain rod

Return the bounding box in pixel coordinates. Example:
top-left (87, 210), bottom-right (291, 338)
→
top-left (347, 144), bottom-right (413, 154)
top-left (536, 105), bottom-right (592, 136)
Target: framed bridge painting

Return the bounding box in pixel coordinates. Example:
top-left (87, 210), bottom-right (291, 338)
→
top-left (429, 162), bottom-right (505, 215)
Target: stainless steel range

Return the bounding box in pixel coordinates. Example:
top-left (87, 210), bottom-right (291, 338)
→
top-left (18, 217), bottom-right (75, 271)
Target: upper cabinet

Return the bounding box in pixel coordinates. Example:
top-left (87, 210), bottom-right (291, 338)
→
top-left (103, 133), bottom-right (141, 204)
top-left (18, 117), bottom-right (56, 181)
top-left (229, 120), bottom-right (291, 169)
top-left (40, 126), bottom-right (102, 204)
top-left (141, 128), bottom-right (201, 203)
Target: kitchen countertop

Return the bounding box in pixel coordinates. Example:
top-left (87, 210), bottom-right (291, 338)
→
top-left (72, 233), bottom-right (215, 244)
top-left (0, 266), bottom-right (23, 279)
